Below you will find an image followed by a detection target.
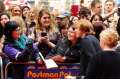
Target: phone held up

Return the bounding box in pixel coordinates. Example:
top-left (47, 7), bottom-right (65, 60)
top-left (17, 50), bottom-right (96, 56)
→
top-left (41, 32), bottom-right (47, 37)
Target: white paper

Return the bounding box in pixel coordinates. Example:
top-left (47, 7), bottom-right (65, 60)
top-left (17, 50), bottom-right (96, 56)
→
top-left (45, 59), bottom-right (58, 69)
top-left (39, 52), bottom-right (58, 69)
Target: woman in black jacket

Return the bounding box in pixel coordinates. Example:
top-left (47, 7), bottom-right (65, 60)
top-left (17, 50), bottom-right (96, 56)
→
top-left (46, 26), bottom-right (81, 63)
top-left (86, 28), bottom-right (120, 79)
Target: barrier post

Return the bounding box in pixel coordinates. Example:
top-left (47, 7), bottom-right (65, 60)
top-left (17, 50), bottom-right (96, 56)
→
top-left (0, 56), bottom-right (4, 79)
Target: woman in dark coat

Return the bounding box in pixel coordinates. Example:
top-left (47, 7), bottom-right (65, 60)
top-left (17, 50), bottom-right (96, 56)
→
top-left (46, 26), bottom-right (81, 63)
top-left (86, 28), bottom-right (120, 79)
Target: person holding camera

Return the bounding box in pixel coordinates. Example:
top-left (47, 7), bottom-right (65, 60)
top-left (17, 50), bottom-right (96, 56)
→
top-left (36, 9), bottom-right (59, 57)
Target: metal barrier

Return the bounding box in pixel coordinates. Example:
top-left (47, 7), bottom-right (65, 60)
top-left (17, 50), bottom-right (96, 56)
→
top-left (5, 62), bottom-right (80, 79)
top-left (5, 62), bottom-right (12, 79)
top-left (0, 56), bottom-right (4, 79)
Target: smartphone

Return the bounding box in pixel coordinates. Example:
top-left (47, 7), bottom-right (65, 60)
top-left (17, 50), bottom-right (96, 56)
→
top-left (41, 32), bottom-right (47, 37)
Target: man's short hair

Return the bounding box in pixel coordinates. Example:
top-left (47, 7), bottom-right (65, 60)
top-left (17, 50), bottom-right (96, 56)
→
top-left (91, 0), bottom-right (101, 8)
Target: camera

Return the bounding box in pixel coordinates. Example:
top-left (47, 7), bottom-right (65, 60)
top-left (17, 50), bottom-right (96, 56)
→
top-left (41, 32), bottom-right (47, 37)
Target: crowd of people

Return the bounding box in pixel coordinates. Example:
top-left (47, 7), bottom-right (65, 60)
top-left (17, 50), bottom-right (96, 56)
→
top-left (0, 0), bottom-right (120, 79)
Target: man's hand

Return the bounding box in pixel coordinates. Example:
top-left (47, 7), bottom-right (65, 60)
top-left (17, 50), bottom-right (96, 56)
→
top-left (50, 55), bottom-right (65, 63)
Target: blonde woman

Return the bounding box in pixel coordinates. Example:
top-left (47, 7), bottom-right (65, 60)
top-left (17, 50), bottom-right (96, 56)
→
top-left (36, 9), bottom-right (58, 57)
top-left (10, 5), bottom-right (27, 36)
top-left (24, 7), bottom-right (38, 40)
top-left (10, 4), bottom-right (22, 17)
top-left (86, 29), bottom-right (120, 79)
top-left (36, 9), bottom-right (57, 37)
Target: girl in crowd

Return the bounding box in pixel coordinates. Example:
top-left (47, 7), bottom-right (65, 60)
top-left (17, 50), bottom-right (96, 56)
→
top-left (0, 12), bottom-right (10, 53)
top-left (10, 5), bottom-right (21, 17)
top-left (10, 5), bottom-right (26, 35)
top-left (0, 12), bottom-right (10, 39)
top-left (0, 13), bottom-right (10, 63)
top-left (0, 12), bottom-right (10, 79)
top-left (90, 14), bottom-right (106, 39)
top-left (25, 7), bottom-right (37, 39)
top-left (21, 5), bottom-right (30, 21)
top-left (36, 9), bottom-right (58, 57)
top-left (3, 21), bottom-right (41, 62)
top-left (3, 21), bottom-right (41, 79)
top-left (21, 6), bottom-right (37, 39)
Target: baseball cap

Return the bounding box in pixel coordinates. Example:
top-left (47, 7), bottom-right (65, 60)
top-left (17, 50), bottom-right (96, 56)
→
top-left (57, 11), bottom-right (70, 18)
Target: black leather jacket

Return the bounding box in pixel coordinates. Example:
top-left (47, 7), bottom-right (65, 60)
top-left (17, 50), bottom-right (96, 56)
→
top-left (47, 37), bottom-right (82, 63)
